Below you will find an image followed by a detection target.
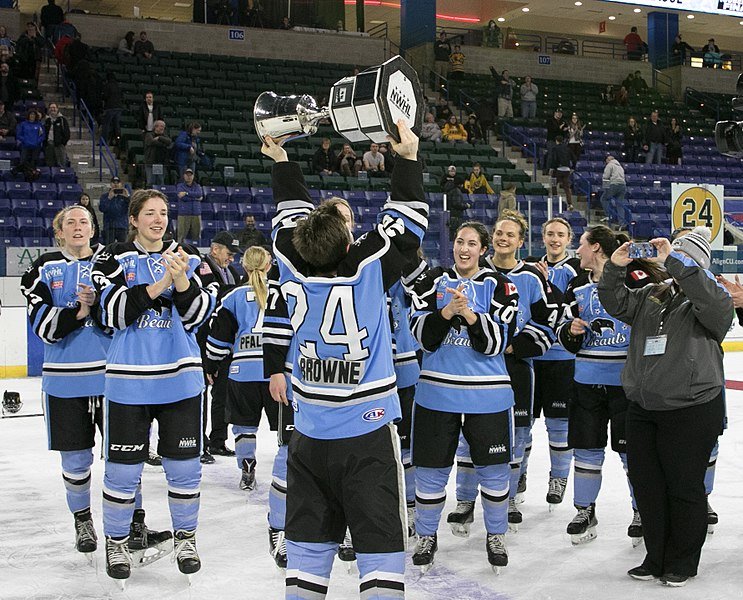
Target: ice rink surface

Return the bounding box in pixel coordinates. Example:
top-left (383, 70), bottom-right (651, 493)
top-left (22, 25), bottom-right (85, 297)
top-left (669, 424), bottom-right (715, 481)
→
top-left (3, 357), bottom-right (743, 600)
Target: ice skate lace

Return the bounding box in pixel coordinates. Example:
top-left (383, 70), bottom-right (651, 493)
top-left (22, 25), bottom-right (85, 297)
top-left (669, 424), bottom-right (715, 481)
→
top-left (340, 530), bottom-right (353, 549)
top-left (548, 477), bottom-right (567, 496)
top-left (271, 529), bottom-right (286, 558)
top-left (453, 500), bottom-right (474, 515)
top-left (572, 507), bottom-right (593, 525)
top-left (508, 498), bottom-right (520, 513)
top-left (416, 535), bottom-right (436, 554)
top-left (173, 533), bottom-right (198, 563)
top-left (76, 519), bottom-right (97, 545)
top-left (107, 538), bottom-right (132, 567)
top-left (487, 534), bottom-right (506, 554)
top-left (630, 510), bottom-right (642, 527)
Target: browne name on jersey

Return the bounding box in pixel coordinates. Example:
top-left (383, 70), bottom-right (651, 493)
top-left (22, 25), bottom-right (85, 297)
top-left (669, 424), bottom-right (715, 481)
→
top-left (298, 356), bottom-right (366, 386)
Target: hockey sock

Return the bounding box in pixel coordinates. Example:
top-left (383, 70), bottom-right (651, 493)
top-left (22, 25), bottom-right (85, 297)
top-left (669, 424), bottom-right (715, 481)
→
top-left (454, 434), bottom-right (478, 502)
top-left (545, 417), bottom-right (571, 479)
top-left (356, 551), bottom-right (406, 600)
top-left (60, 449), bottom-right (94, 514)
top-left (476, 463), bottom-right (510, 534)
top-left (162, 456), bottom-right (201, 533)
top-left (618, 452), bottom-right (637, 510)
top-left (573, 448), bottom-right (604, 507)
top-left (705, 441), bottom-right (719, 496)
top-left (103, 460), bottom-right (143, 537)
top-left (509, 426), bottom-right (530, 499)
top-left (520, 428), bottom-right (533, 479)
top-left (134, 481), bottom-right (143, 510)
top-left (285, 540), bottom-right (336, 600)
top-left (233, 425), bottom-right (258, 469)
top-left (414, 466), bottom-right (451, 537)
top-left (268, 444), bottom-right (288, 530)
top-left (400, 448), bottom-right (415, 504)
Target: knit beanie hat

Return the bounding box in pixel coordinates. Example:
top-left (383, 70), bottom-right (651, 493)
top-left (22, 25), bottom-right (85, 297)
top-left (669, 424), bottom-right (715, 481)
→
top-left (671, 226), bottom-right (711, 269)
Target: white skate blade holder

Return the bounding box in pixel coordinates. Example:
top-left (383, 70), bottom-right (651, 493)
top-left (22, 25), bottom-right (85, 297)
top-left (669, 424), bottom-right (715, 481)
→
top-left (131, 541), bottom-right (173, 568)
top-left (508, 523), bottom-right (519, 534)
top-left (631, 536), bottom-right (643, 548)
top-left (570, 526), bottom-right (597, 545)
top-left (449, 522), bottom-right (471, 538)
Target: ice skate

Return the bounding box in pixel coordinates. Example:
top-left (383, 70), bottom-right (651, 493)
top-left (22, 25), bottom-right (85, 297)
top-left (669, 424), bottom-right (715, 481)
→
top-left (105, 536), bottom-right (132, 588)
top-left (337, 529), bottom-right (356, 572)
top-left (546, 476), bottom-right (568, 511)
top-left (173, 529), bottom-right (201, 584)
top-left (128, 509), bottom-right (173, 567)
top-left (144, 449), bottom-right (163, 469)
top-left (74, 509), bottom-right (97, 560)
top-left (627, 509), bottom-right (643, 547)
top-left (567, 504), bottom-right (597, 545)
top-left (486, 533), bottom-right (508, 574)
top-left (446, 500), bottom-right (475, 538)
top-left (268, 526), bottom-right (287, 569)
top-left (406, 503), bottom-right (416, 539)
top-left (239, 458), bottom-right (256, 491)
top-left (412, 533), bottom-right (437, 574)
top-left (515, 472), bottom-right (527, 505)
top-left (507, 498), bottom-right (522, 533)
top-left (707, 500), bottom-right (718, 534)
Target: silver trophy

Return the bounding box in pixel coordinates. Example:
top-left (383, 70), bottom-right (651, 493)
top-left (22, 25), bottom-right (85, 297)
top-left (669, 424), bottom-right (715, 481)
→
top-left (254, 55), bottom-right (423, 144)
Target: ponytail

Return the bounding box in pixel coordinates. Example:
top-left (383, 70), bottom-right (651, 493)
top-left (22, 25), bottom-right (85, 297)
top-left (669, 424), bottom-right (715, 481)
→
top-left (585, 225), bottom-right (627, 259)
top-left (242, 246), bottom-right (271, 310)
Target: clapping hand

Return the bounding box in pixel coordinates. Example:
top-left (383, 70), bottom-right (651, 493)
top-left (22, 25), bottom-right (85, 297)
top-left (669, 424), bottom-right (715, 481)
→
top-left (75, 283), bottom-right (96, 319)
top-left (569, 317), bottom-right (589, 337)
top-left (162, 247), bottom-right (190, 291)
top-left (717, 274), bottom-right (743, 309)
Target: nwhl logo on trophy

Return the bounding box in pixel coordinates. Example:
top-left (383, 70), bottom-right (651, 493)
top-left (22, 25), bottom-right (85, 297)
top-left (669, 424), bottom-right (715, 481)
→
top-left (254, 55), bottom-right (423, 145)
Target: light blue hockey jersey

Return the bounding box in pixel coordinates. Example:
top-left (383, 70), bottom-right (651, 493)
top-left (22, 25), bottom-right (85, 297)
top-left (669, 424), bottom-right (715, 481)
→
top-left (21, 245), bottom-right (111, 397)
top-left (91, 239), bottom-right (214, 404)
top-left (390, 273), bottom-right (422, 390)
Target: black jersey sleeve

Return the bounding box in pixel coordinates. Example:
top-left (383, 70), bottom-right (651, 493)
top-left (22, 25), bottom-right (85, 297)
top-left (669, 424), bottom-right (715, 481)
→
top-left (410, 268), bottom-right (453, 352)
top-left (203, 296), bottom-right (239, 375)
top-left (556, 274), bottom-right (585, 354)
top-left (172, 244), bottom-right (214, 333)
top-left (262, 263), bottom-right (293, 378)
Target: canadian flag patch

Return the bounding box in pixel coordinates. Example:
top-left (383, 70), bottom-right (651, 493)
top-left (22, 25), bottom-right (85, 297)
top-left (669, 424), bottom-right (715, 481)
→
top-left (629, 270), bottom-right (648, 281)
top-left (504, 282), bottom-right (518, 296)
top-left (199, 262), bottom-right (212, 275)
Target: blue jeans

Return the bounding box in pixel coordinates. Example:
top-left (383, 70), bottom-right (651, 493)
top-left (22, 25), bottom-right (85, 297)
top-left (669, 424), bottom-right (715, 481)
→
top-left (600, 183), bottom-right (626, 217)
top-left (521, 101), bottom-right (537, 119)
top-left (145, 165), bottom-right (164, 187)
top-left (645, 142), bottom-right (663, 165)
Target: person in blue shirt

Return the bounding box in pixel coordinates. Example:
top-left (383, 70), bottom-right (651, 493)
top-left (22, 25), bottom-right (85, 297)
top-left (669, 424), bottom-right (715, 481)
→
top-left (410, 221), bottom-right (519, 572)
top-left (557, 225), bottom-right (665, 546)
top-left (175, 168), bottom-right (203, 244)
top-left (99, 175), bottom-right (130, 244)
top-left (174, 121), bottom-right (202, 176)
top-left (20, 205), bottom-right (171, 566)
top-left (91, 189), bottom-right (214, 585)
top-left (16, 108), bottom-right (45, 172)
top-left (261, 120), bottom-right (426, 600)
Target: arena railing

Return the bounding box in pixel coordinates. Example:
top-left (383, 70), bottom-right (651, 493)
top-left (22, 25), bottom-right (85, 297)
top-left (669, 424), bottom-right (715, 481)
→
top-left (684, 87), bottom-right (721, 122)
top-left (500, 121), bottom-right (538, 182)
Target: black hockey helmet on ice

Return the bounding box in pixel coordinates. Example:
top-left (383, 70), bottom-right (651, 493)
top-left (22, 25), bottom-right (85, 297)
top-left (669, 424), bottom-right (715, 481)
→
top-left (2, 390), bottom-right (22, 415)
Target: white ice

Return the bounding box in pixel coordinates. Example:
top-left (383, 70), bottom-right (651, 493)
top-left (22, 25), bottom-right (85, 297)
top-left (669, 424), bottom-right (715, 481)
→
top-left (3, 356), bottom-right (743, 600)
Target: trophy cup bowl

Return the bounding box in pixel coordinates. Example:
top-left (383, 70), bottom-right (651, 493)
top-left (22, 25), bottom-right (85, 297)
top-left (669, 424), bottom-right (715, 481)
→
top-left (254, 55), bottom-right (423, 145)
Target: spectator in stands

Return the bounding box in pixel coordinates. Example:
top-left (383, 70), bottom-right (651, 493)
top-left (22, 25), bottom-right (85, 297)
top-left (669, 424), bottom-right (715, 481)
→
top-left (133, 30), bottom-right (154, 60)
top-left (137, 91), bottom-right (163, 136)
top-left (600, 85), bottom-right (615, 105)
top-left (0, 100), bottom-right (15, 138)
top-left (464, 113), bottom-right (485, 144)
top-left (672, 34), bottom-right (694, 65)
top-left (335, 142), bottom-right (362, 177)
top-left (440, 164), bottom-right (464, 193)
top-left (497, 69), bottom-right (515, 118)
top-left (101, 71), bottom-right (122, 145)
top-left (43, 102), bottom-right (70, 168)
top-left (99, 176), bottom-right (129, 244)
top-left (520, 75), bottom-right (539, 118)
top-left (498, 182), bottom-right (517, 217)
top-left (624, 26), bottom-right (646, 61)
top-left (435, 97), bottom-right (452, 123)
top-left (703, 38), bottom-right (721, 68)
top-left (40, 0), bottom-right (64, 45)
top-left (379, 142), bottom-right (396, 174)
top-left (117, 31), bottom-right (135, 56)
top-left (144, 119), bottom-right (172, 186)
top-left (279, 16), bottom-right (292, 30)
top-left (174, 121), bottom-right (203, 176)
top-left (0, 65), bottom-right (18, 114)
top-left (546, 135), bottom-right (573, 210)
top-left (599, 154), bottom-right (626, 217)
top-left (0, 26), bottom-right (14, 53)
top-left (312, 137), bottom-right (337, 176)
top-left (442, 114), bottom-right (468, 143)
top-left (543, 107), bottom-right (567, 173)
top-left (15, 21), bottom-right (44, 81)
top-left (624, 116), bottom-right (642, 163)
top-left (643, 110), bottom-right (666, 165)
top-left (632, 70), bottom-right (648, 94)
top-left (237, 214), bottom-right (267, 251)
top-left (464, 162), bottom-right (493, 194)
top-left (76, 193), bottom-right (100, 246)
top-left (566, 112), bottom-right (585, 169)
top-left (16, 109), bottom-right (45, 172)
top-left (449, 44), bottom-right (465, 80)
top-left (433, 31), bottom-right (452, 81)
top-left (440, 165), bottom-right (468, 236)
top-left (66, 32), bottom-right (88, 71)
top-left (615, 85), bottom-right (629, 107)
top-left (362, 142), bottom-right (386, 176)
top-left (621, 72), bottom-right (634, 92)
top-left (482, 20), bottom-right (501, 48)
top-left (420, 112), bottom-right (442, 142)
top-left (666, 117), bottom-right (683, 165)
top-left (176, 167), bottom-right (203, 243)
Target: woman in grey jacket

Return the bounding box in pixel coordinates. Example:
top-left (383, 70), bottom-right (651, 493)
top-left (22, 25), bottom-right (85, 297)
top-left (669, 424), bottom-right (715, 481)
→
top-left (598, 227), bottom-right (732, 588)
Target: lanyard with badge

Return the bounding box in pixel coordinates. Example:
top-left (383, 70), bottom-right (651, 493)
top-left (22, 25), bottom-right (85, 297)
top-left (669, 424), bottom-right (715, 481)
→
top-left (644, 289), bottom-right (677, 356)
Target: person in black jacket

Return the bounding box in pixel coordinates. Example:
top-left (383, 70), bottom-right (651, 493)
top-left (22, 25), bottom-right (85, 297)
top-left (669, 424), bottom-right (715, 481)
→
top-left (44, 102), bottom-right (71, 167)
top-left (312, 138), bottom-right (337, 175)
top-left (101, 71), bottom-right (122, 145)
top-left (76, 193), bottom-right (100, 246)
top-left (40, 0), bottom-right (64, 44)
top-left (643, 110), bottom-right (666, 165)
top-left (137, 91), bottom-right (164, 136)
top-left (546, 135), bottom-right (573, 210)
top-left (623, 116), bottom-right (642, 163)
top-left (543, 108), bottom-right (567, 172)
top-left (197, 231), bottom-right (242, 464)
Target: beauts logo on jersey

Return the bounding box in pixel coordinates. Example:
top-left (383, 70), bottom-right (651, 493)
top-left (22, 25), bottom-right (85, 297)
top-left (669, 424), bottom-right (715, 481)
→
top-left (298, 355), bottom-right (366, 386)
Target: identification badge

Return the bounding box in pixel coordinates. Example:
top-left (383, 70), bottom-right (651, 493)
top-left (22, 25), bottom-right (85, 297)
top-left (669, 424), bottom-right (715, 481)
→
top-left (644, 335), bottom-right (667, 356)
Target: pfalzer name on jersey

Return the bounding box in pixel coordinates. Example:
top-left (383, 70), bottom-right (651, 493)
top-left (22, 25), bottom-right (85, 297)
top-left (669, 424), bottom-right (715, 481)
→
top-left (239, 334), bottom-right (262, 350)
top-left (298, 356), bottom-right (365, 386)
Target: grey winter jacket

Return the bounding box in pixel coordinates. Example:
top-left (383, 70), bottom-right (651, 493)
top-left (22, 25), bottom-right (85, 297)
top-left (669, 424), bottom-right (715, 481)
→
top-left (597, 253), bottom-right (732, 411)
